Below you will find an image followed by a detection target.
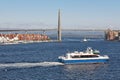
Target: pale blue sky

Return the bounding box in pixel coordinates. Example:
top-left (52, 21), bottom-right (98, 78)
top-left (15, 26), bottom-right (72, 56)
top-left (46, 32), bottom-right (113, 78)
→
top-left (0, 0), bottom-right (120, 29)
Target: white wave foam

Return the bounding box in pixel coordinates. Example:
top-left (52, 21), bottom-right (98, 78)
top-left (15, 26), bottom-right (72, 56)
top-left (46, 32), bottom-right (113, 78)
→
top-left (0, 62), bottom-right (64, 68)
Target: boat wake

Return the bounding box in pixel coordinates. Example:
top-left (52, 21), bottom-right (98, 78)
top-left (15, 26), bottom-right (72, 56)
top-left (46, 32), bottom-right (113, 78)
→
top-left (0, 62), bottom-right (64, 68)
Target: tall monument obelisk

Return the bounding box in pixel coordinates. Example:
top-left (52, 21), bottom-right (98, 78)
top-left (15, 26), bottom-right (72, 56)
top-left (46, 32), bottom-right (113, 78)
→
top-left (58, 9), bottom-right (62, 41)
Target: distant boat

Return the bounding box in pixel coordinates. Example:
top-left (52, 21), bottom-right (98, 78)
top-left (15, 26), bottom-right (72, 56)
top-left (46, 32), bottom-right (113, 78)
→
top-left (58, 47), bottom-right (109, 64)
top-left (83, 38), bottom-right (87, 42)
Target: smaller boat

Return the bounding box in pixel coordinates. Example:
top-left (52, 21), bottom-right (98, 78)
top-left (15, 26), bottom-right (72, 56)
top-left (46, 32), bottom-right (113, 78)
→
top-left (82, 38), bottom-right (87, 42)
top-left (58, 47), bottom-right (109, 64)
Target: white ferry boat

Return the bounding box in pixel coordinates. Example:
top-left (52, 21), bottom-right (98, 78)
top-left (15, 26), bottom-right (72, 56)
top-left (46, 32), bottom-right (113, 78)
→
top-left (58, 47), bottom-right (109, 64)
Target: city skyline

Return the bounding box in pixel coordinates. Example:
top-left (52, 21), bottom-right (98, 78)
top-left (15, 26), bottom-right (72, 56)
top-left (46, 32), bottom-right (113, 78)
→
top-left (0, 0), bottom-right (120, 29)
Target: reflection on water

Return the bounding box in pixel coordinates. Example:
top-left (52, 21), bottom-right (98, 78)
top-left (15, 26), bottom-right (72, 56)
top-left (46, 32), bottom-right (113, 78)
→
top-left (63, 63), bottom-right (109, 80)
top-left (64, 63), bottom-right (108, 71)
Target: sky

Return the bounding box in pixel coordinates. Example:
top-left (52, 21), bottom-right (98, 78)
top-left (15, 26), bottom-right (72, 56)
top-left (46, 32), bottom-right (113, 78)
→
top-left (0, 0), bottom-right (120, 29)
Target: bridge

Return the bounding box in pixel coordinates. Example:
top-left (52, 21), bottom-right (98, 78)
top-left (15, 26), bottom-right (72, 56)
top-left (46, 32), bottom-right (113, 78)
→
top-left (0, 29), bottom-right (107, 32)
top-left (0, 29), bottom-right (56, 32)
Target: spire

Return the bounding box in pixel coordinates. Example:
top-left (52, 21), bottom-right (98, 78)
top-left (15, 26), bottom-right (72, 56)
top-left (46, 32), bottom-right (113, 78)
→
top-left (58, 9), bottom-right (62, 41)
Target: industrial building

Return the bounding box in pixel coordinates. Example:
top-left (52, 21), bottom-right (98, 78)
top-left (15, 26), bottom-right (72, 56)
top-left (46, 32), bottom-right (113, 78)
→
top-left (105, 29), bottom-right (120, 41)
top-left (0, 33), bottom-right (50, 44)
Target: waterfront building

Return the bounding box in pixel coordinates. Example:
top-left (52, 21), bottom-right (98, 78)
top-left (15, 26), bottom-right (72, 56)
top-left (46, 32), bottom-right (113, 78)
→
top-left (105, 29), bottom-right (120, 41)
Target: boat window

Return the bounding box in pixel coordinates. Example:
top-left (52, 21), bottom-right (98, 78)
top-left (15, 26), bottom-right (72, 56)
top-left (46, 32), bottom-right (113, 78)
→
top-left (71, 55), bottom-right (80, 58)
top-left (71, 54), bottom-right (99, 58)
top-left (71, 55), bottom-right (99, 58)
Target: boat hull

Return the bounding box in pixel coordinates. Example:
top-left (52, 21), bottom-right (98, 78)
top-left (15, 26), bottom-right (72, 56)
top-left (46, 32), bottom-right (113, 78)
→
top-left (58, 58), bottom-right (109, 64)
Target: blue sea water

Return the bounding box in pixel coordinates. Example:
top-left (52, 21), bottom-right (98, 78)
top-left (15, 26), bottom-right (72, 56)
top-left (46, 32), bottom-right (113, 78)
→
top-left (0, 31), bottom-right (120, 80)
